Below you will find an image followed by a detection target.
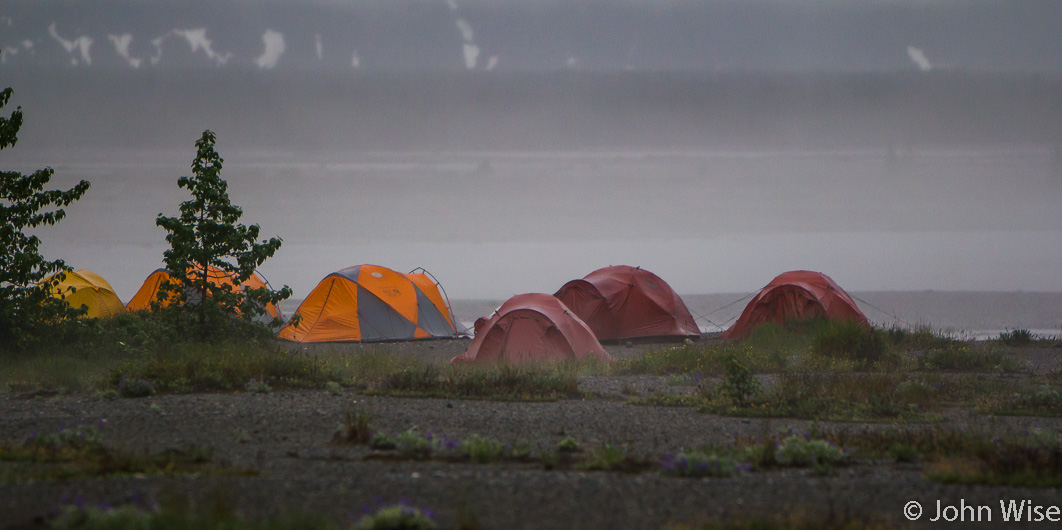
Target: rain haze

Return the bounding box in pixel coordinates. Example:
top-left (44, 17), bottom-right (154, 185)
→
top-left (3, 0), bottom-right (1062, 332)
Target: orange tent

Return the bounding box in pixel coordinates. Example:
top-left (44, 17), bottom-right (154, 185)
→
top-left (451, 293), bottom-right (613, 365)
top-left (276, 264), bottom-right (456, 343)
top-left (126, 266), bottom-right (283, 323)
top-left (554, 265), bottom-right (700, 342)
top-left (721, 270), bottom-right (869, 339)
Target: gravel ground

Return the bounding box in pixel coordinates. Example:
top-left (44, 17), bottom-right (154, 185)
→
top-left (4, 342), bottom-right (1062, 529)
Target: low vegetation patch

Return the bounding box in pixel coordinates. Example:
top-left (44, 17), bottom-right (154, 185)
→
top-left (367, 363), bottom-right (583, 401)
top-left (916, 343), bottom-right (1027, 373)
top-left (998, 328), bottom-right (1034, 346)
top-left (49, 495), bottom-right (340, 530)
top-left (627, 393), bottom-right (709, 408)
top-left (613, 341), bottom-right (791, 377)
top-left (660, 450), bottom-right (747, 478)
top-left (926, 435), bottom-right (1062, 487)
top-left (799, 425), bottom-right (1062, 486)
top-left (104, 343), bottom-right (345, 394)
top-left (811, 425), bottom-right (987, 462)
top-left (556, 436), bottom-right (581, 453)
top-left (616, 320), bottom-right (1010, 384)
top-left (983, 383), bottom-right (1062, 417)
top-left (717, 372), bottom-right (942, 422)
top-left (354, 500), bottom-right (438, 530)
top-left (670, 516), bottom-right (899, 530)
top-left (774, 434), bottom-right (847, 470)
top-left (0, 421), bottom-right (248, 483)
top-left (883, 324), bottom-right (960, 352)
top-left (361, 427), bottom-right (527, 464)
top-left (577, 444), bottom-right (649, 472)
top-left (811, 321), bottom-right (890, 366)
top-left (633, 371), bottom-right (944, 422)
top-left (333, 406), bottom-right (375, 445)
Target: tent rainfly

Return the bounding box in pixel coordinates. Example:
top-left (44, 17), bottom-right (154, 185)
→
top-left (276, 264), bottom-right (456, 343)
top-left (451, 293), bottom-right (613, 365)
top-left (554, 265), bottom-right (700, 342)
top-left (126, 265), bottom-right (283, 324)
top-left (722, 270), bottom-right (869, 339)
top-left (40, 269), bottom-right (126, 319)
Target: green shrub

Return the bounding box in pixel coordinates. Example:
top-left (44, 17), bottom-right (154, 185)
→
top-left (744, 321), bottom-right (812, 357)
top-left (333, 407), bottom-right (374, 445)
top-left (888, 443), bottom-right (920, 463)
top-left (927, 438), bottom-right (1062, 487)
top-left (243, 377), bottom-right (271, 394)
top-left (369, 433), bottom-right (396, 450)
top-left (660, 451), bottom-right (743, 478)
top-left (395, 429), bottom-right (432, 459)
top-left (894, 378), bottom-right (940, 406)
top-left (748, 372), bottom-right (933, 422)
top-left (884, 325), bottom-right (957, 351)
top-left (22, 422), bottom-right (104, 451)
top-left (999, 328), bottom-right (1033, 346)
top-left (811, 321), bottom-right (885, 364)
top-left (105, 343), bottom-right (340, 394)
top-left (538, 449), bottom-right (559, 470)
top-left (459, 434), bottom-right (505, 464)
top-left (116, 374), bottom-right (156, 398)
top-left (49, 500), bottom-right (336, 530)
top-left (918, 345), bottom-right (1025, 373)
top-left (611, 344), bottom-right (723, 375)
top-left (51, 504), bottom-right (155, 530)
top-left (988, 384), bottom-right (1062, 416)
top-left (557, 436), bottom-right (580, 453)
top-left (775, 435), bottom-right (846, 467)
top-left (509, 439), bottom-right (532, 459)
top-left (741, 439), bottom-right (778, 468)
top-left (578, 444), bottom-right (628, 471)
top-left (353, 503), bottom-right (437, 530)
top-left (719, 353), bottom-right (761, 406)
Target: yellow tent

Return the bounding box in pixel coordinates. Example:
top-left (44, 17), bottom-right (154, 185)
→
top-left (41, 269), bottom-right (126, 318)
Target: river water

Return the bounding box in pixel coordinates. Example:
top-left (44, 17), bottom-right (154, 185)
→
top-left (11, 148), bottom-right (1061, 338)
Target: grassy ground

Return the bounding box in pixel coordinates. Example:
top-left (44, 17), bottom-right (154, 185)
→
top-left (3, 318), bottom-right (1062, 529)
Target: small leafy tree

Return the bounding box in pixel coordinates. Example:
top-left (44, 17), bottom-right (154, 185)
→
top-left (719, 351), bottom-right (762, 407)
top-left (155, 130), bottom-right (290, 338)
top-left (0, 81), bottom-right (91, 346)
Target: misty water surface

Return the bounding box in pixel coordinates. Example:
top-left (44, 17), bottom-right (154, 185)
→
top-left (16, 148), bottom-right (1062, 306)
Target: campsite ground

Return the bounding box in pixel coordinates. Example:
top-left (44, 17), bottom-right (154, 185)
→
top-left (3, 339), bottom-right (1062, 529)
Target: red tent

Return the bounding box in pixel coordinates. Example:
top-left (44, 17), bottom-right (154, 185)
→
top-left (451, 293), bottom-right (612, 365)
top-left (722, 270), bottom-right (869, 339)
top-left (554, 265), bottom-right (700, 341)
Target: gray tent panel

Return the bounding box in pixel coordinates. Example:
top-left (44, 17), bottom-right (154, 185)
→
top-left (355, 285), bottom-right (417, 341)
top-left (334, 266), bottom-right (363, 284)
top-left (413, 286), bottom-right (456, 337)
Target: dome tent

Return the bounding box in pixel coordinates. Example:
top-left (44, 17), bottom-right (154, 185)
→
top-left (721, 270), bottom-right (869, 339)
top-left (451, 293), bottom-right (612, 365)
top-left (125, 265), bottom-right (283, 324)
top-left (276, 264), bottom-right (456, 343)
top-left (554, 265), bottom-right (700, 342)
top-left (39, 269), bottom-right (126, 319)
